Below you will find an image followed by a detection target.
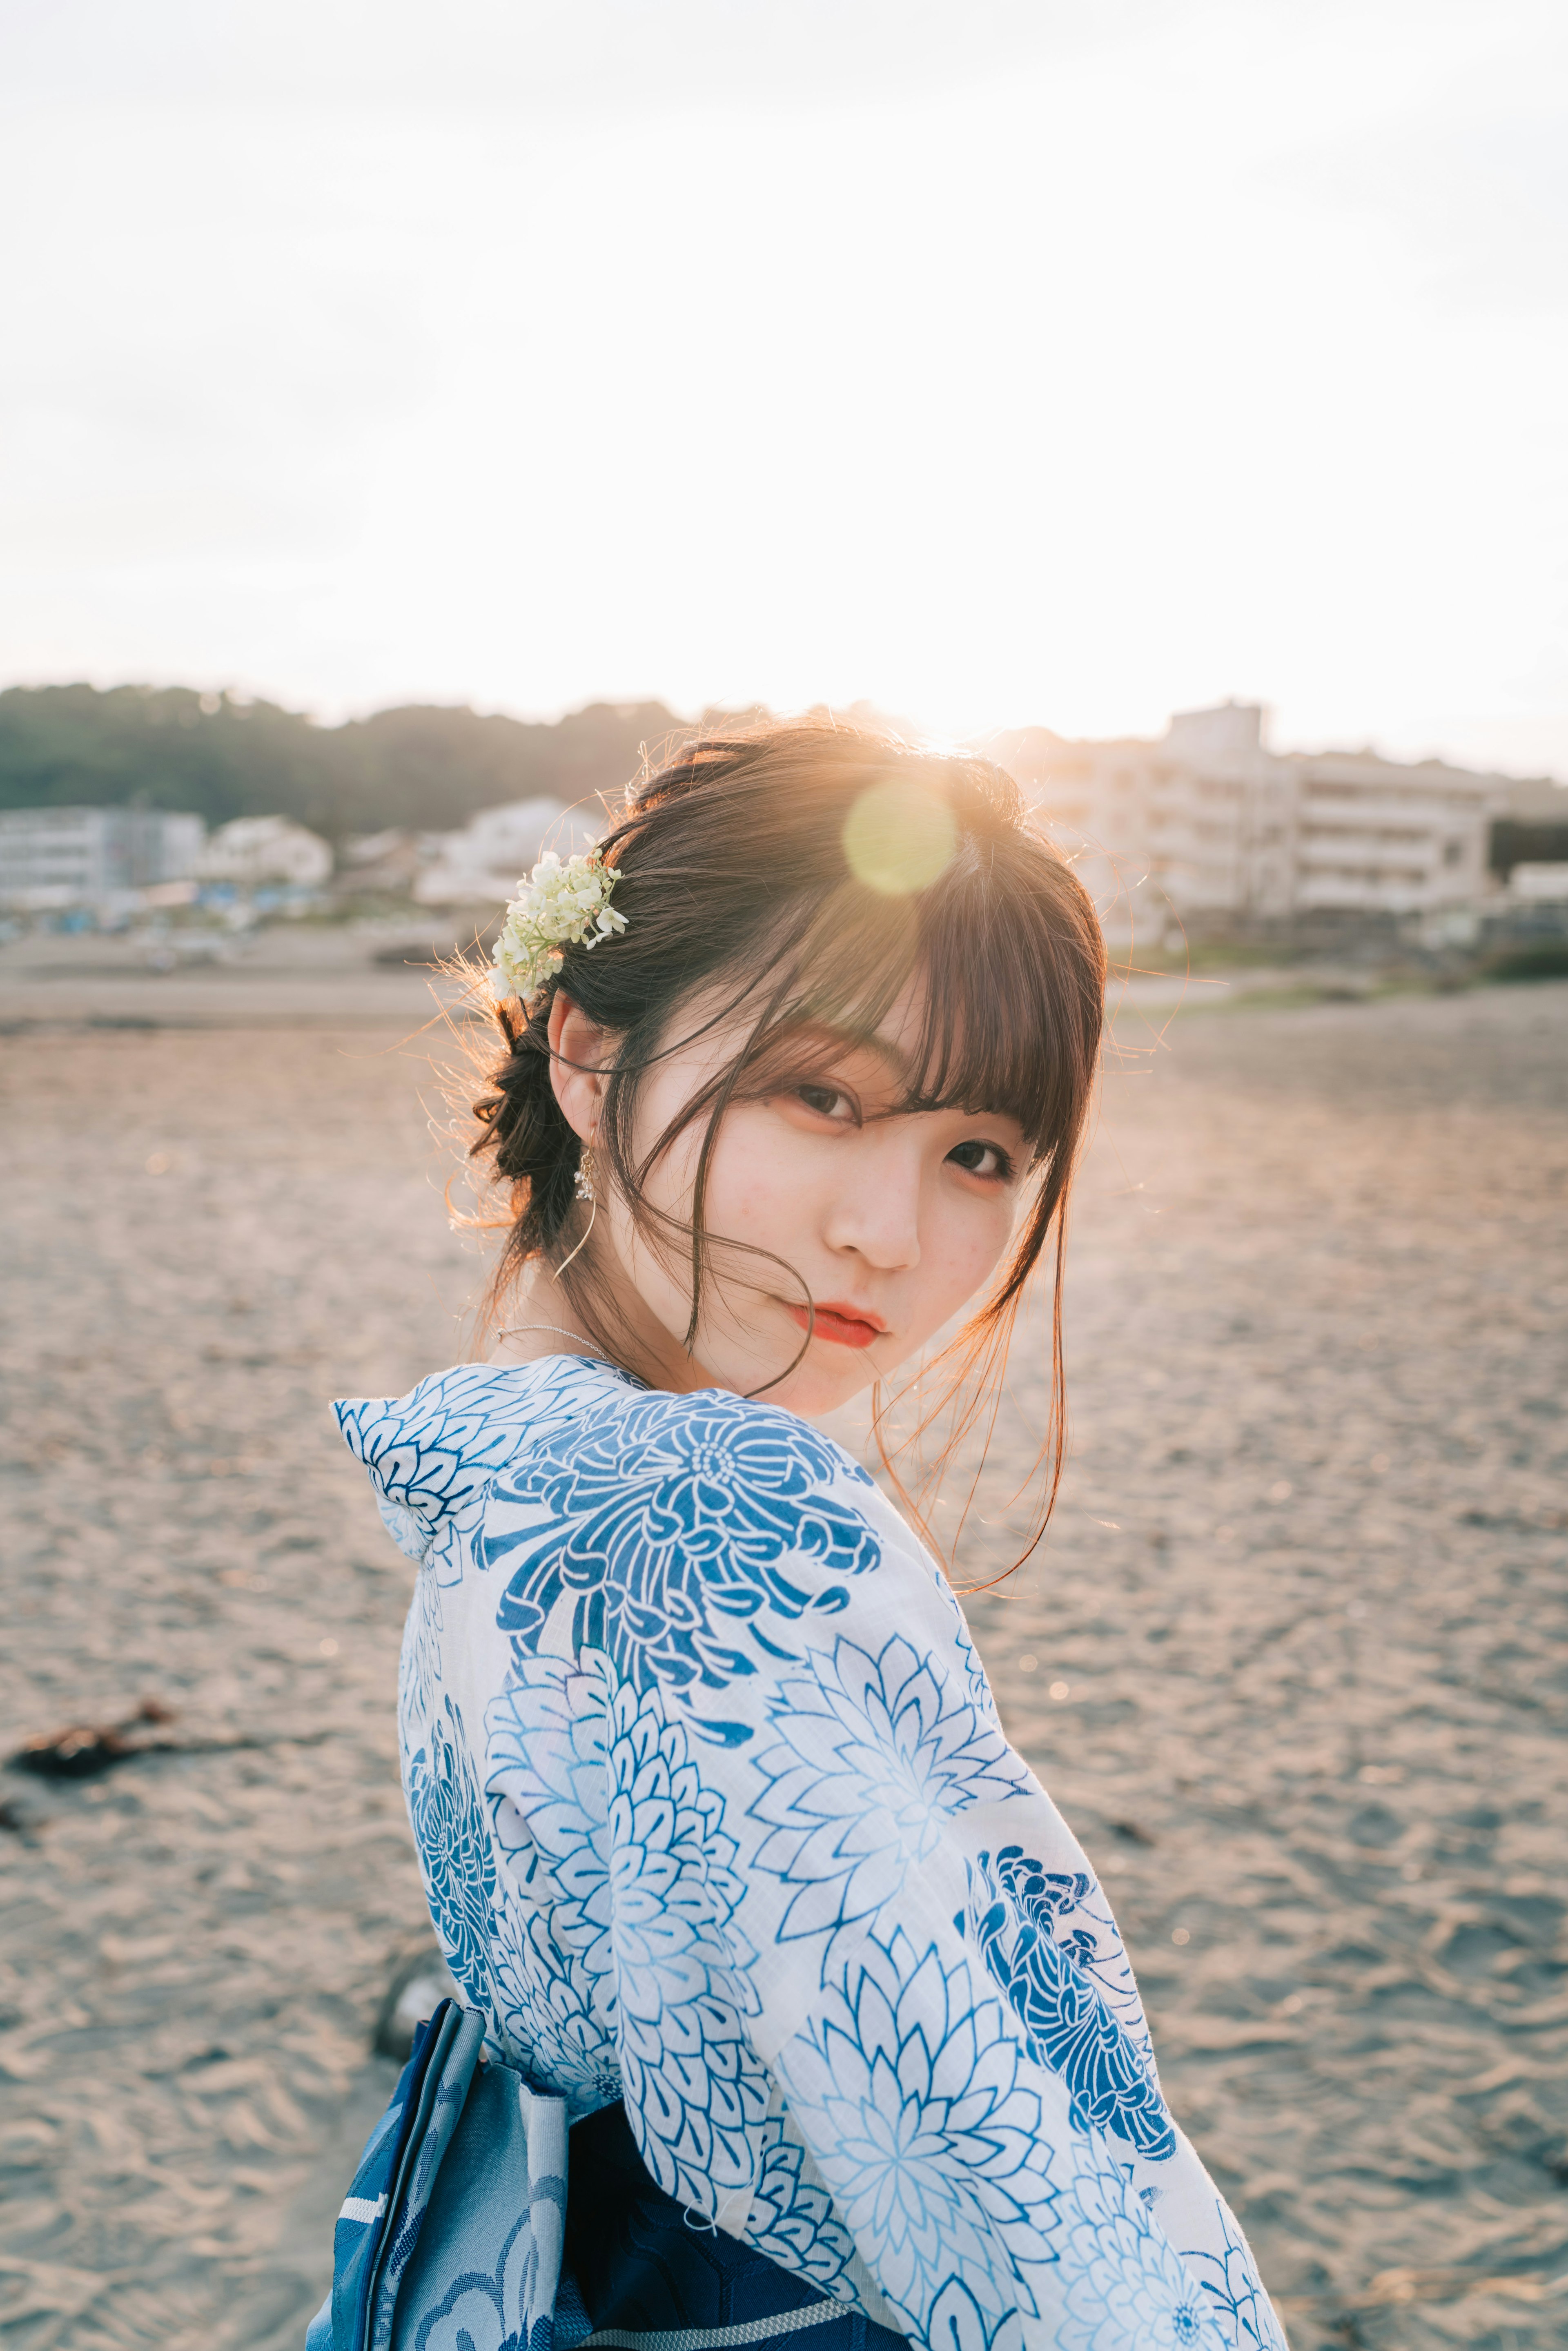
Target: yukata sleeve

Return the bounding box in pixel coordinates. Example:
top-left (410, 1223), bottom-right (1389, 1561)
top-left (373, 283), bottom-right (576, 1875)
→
top-left (722, 1506), bottom-right (1289, 2351)
top-left (476, 1388), bottom-right (1286, 2351)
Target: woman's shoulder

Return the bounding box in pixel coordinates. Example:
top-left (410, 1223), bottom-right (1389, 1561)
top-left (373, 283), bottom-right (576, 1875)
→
top-left (476, 1382), bottom-right (942, 1668)
top-left (542, 1379), bottom-right (875, 1485)
top-left (492, 1381), bottom-right (886, 1560)
top-left (332, 1357), bottom-right (895, 1573)
top-left (333, 1355), bottom-right (639, 1569)
top-left (482, 1384), bottom-right (966, 1745)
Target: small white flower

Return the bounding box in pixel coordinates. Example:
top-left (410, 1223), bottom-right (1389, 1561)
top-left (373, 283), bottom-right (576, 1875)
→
top-left (491, 849), bottom-right (627, 1002)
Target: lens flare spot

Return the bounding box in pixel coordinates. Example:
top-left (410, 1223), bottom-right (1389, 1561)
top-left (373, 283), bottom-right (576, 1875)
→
top-left (842, 778), bottom-right (957, 897)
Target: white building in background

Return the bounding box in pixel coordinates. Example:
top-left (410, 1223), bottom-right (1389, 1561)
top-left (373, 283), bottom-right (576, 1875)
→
top-left (0, 806), bottom-right (205, 907)
top-left (197, 815), bottom-right (332, 888)
top-left (337, 827), bottom-right (425, 895)
top-left (993, 704), bottom-right (1296, 945)
top-left (410, 798), bottom-right (569, 906)
top-left (993, 704), bottom-right (1515, 943)
top-left (1509, 864), bottom-right (1568, 903)
top-left (1285, 749), bottom-right (1494, 923)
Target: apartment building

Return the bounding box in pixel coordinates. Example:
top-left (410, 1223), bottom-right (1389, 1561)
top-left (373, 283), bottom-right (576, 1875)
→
top-left (1285, 749), bottom-right (1493, 920)
top-left (0, 806), bottom-right (205, 907)
top-left (993, 703), bottom-right (1294, 942)
top-left (993, 704), bottom-right (1511, 942)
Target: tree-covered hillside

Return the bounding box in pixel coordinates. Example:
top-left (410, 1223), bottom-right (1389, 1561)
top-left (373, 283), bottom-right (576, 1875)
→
top-left (0, 686), bottom-right (686, 839)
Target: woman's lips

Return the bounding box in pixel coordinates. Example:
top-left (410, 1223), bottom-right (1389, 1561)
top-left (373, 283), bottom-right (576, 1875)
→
top-left (784, 1302), bottom-right (887, 1351)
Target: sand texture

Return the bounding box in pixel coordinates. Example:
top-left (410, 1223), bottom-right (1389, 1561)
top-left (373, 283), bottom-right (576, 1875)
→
top-left (2, 980), bottom-right (1566, 2350)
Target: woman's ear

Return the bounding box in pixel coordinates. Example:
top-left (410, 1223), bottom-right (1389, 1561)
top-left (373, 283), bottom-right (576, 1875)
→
top-left (547, 992), bottom-right (611, 1141)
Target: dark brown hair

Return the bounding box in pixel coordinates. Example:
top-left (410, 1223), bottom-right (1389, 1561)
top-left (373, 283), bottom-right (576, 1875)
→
top-left (460, 717), bottom-right (1105, 1569)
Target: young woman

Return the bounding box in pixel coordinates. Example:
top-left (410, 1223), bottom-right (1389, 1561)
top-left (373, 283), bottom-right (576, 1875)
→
top-left (336, 724), bottom-right (1284, 2351)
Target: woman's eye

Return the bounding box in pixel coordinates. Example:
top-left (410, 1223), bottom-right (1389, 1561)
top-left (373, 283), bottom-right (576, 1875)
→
top-left (947, 1139), bottom-right (1013, 1180)
top-left (795, 1083), bottom-right (851, 1121)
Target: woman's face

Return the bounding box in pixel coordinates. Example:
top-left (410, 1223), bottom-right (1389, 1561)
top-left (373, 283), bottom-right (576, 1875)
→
top-left (555, 983), bottom-right (1031, 1415)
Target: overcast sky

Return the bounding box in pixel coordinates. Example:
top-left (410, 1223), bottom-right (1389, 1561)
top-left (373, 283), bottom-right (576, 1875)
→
top-left (3, 0), bottom-right (1566, 773)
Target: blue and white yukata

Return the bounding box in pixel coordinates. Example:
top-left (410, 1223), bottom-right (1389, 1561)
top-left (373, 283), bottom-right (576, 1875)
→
top-left (336, 1357), bottom-right (1285, 2351)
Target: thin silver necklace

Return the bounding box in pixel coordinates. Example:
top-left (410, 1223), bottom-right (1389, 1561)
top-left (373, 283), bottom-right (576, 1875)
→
top-left (498, 1321), bottom-right (612, 1365)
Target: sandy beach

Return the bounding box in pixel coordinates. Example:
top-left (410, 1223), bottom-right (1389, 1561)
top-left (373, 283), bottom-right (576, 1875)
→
top-left (2, 967), bottom-right (1565, 2350)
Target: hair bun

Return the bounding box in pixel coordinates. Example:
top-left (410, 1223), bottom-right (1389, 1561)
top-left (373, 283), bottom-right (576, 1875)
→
top-left (473, 987), bottom-right (584, 1252)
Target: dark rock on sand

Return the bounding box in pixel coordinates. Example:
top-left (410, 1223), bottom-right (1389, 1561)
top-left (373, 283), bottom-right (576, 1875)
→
top-left (10, 1697), bottom-right (179, 1777)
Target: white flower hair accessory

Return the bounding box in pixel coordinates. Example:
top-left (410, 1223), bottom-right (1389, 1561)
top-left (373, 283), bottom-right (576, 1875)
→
top-left (491, 847), bottom-right (627, 1003)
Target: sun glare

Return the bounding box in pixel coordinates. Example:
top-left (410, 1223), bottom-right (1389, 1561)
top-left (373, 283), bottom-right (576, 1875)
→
top-left (842, 781), bottom-right (959, 896)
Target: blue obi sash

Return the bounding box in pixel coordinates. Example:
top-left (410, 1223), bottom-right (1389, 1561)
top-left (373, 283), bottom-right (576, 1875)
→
top-left (305, 2000), bottom-right (566, 2351)
top-left (305, 2001), bottom-right (904, 2351)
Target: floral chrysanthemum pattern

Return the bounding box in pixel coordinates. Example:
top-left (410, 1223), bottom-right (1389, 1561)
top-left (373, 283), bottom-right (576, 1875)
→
top-left (749, 1635), bottom-right (1029, 1960)
top-left (1180, 2202), bottom-right (1290, 2351)
top-left (338, 1358), bottom-right (1289, 2351)
top-left (1056, 2163), bottom-right (1225, 2351)
top-left (406, 1694), bottom-right (497, 2010)
top-left (603, 1679), bottom-right (771, 2213)
top-left (479, 1391), bottom-right (883, 1734)
top-left (340, 1357), bottom-right (617, 1589)
top-left (774, 1930), bottom-right (1063, 2335)
top-left (967, 1848), bottom-right (1176, 2161)
top-left (489, 1894), bottom-right (622, 2111)
top-left (743, 2106), bottom-right (864, 2295)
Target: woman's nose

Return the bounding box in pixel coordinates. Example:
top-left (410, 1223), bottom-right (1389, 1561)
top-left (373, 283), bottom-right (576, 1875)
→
top-left (823, 1134), bottom-right (923, 1270)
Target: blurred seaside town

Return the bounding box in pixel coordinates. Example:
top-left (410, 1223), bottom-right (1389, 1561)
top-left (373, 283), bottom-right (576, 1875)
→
top-left (3, 687), bottom-right (1568, 1007)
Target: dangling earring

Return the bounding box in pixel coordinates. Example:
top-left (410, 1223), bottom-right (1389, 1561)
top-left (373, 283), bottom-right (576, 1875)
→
top-left (557, 1134), bottom-right (598, 1277)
